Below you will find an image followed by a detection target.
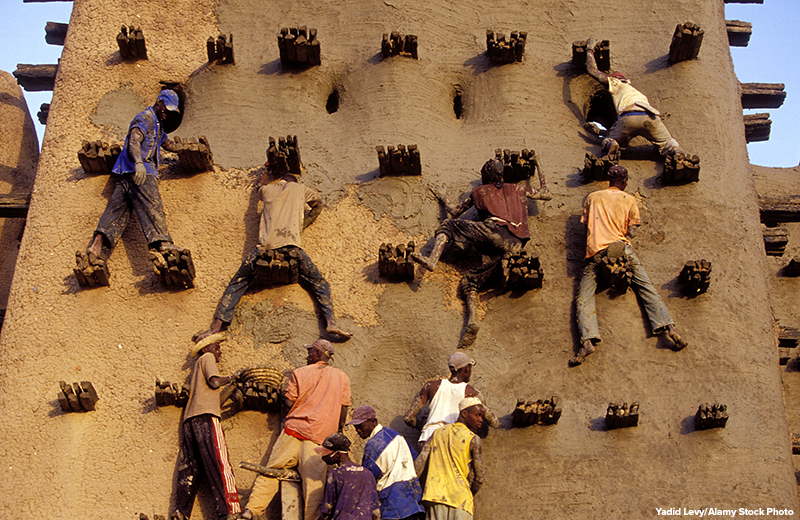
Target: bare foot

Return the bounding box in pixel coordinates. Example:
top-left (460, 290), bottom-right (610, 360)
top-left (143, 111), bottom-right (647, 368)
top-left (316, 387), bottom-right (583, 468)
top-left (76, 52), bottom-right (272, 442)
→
top-left (570, 340), bottom-right (596, 366)
top-left (86, 234), bottom-right (104, 261)
top-left (458, 323), bottom-right (479, 348)
top-left (411, 252), bottom-right (435, 272)
top-left (326, 320), bottom-right (352, 340)
top-left (667, 325), bottom-right (687, 351)
top-left (239, 510), bottom-right (253, 520)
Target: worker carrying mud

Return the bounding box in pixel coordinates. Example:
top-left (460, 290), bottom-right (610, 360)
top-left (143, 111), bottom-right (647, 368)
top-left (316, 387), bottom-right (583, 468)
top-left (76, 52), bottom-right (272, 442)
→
top-left (404, 352), bottom-right (498, 445)
top-left (318, 432), bottom-right (381, 520)
top-left (194, 161), bottom-right (351, 343)
top-left (584, 37), bottom-right (685, 162)
top-left (77, 89), bottom-right (189, 286)
top-left (571, 165), bottom-right (687, 366)
top-left (171, 333), bottom-right (241, 520)
top-left (411, 158), bottom-right (551, 347)
top-left (414, 397), bottom-right (486, 520)
top-left (349, 405), bottom-right (425, 520)
top-left (239, 339), bottom-right (351, 520)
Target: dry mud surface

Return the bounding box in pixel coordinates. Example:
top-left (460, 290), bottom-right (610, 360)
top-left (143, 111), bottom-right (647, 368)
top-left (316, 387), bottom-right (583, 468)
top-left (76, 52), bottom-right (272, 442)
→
top-left (0, 0), bottom-right (798, 518)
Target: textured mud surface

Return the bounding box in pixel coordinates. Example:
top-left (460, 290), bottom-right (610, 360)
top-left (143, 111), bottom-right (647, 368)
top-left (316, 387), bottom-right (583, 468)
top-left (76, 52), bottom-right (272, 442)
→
top-left (0, 0), bottom-right (798, 519)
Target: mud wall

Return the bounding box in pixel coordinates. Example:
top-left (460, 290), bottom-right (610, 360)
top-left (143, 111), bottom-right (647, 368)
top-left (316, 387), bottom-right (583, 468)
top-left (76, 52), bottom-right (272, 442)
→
top-left (0, 0), bottom-right (797, 518)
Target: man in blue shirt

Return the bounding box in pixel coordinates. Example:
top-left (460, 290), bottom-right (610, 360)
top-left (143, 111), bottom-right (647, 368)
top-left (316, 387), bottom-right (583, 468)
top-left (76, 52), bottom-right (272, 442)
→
top-left (350, 406), bottom-right (424, 520)
top-left (318, 432), bottom-right (381, 520)
top-left (79, 89), bottom-right (184, 284)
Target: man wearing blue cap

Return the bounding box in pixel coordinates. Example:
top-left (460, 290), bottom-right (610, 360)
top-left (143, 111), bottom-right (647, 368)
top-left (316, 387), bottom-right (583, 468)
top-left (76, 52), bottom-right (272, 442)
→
top-left (80, 89), bottom-right (185, 282)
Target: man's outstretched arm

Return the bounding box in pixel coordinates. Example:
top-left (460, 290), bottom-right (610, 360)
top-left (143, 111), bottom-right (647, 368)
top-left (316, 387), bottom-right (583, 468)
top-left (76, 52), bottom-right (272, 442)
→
top-left (585, 37), bottom-right (609, 86)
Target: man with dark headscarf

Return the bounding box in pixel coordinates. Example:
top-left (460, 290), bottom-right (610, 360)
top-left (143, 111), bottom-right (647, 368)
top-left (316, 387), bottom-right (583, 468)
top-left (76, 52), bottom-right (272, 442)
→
top-left (412, 158), bottom-right (551, 347)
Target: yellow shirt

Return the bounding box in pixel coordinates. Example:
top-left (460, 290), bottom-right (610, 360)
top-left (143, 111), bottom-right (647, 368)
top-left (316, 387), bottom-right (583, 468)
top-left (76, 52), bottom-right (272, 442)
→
top-left (582, 187), bottom-right (640, 258)
top-left (422, 422), bottom-right (476, 514)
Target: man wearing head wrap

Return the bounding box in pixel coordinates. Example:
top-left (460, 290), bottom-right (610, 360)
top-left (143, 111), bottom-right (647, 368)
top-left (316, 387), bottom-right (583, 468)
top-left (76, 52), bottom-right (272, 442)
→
top-left (239, 339), bottom-right (351, 520)
top-left (584, 37), bottom-right (684, 161)
top-left (80, 90), bottom-right (187, 283)
top-left (572, 165), bottom-right (687, 366)
top-left (414, 398), bottom-right (486, 520)
top-left (411, 158), bottom-right (551, 347)
top-left (171, 334), bottom-right (241, 520)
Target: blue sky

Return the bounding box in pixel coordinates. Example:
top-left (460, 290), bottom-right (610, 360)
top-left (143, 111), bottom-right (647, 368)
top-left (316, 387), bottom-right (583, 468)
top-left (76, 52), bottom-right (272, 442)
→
top-left (0, 1), bottom-right (797, 167)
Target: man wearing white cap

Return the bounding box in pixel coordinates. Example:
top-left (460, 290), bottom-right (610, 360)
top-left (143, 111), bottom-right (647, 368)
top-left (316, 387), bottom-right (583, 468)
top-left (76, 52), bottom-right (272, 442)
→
top-left (171, 333), bottom-right (241, 520)
top-left (414, 398), bottom-right (486, 520)
top-left (350, 405), bottom-right (424, 520)
top-left (240, 339), bottom-right (351, 520)
top-left (404, 353), bottom-right (497, 445)
top-left (81, 89), bottom-right (187, 283)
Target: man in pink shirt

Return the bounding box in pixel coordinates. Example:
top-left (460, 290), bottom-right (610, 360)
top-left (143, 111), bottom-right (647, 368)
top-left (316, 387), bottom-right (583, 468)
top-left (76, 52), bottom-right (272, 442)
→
top-left (572, 165), bottom-right (687, 366)
top-left (240, 339), bottom-right (351, 520)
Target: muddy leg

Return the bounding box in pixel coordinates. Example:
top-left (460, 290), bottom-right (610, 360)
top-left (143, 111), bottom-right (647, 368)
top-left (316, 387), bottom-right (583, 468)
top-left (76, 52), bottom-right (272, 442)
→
top-left (411, 234), bottom-right (448, 272)
top-left (458, 289), bottom-right (480, 348)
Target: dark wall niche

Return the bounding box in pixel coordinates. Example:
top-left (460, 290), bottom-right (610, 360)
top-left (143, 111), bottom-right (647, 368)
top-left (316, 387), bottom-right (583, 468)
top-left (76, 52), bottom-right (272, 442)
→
top-left (585, 88), bottom-right (615, 132)
top-left (159, 81), bottom-right (185, 133)
top-left (454, 85), bottom-right (464, 119)
top-left (326, 87), bottom-right (340, 114)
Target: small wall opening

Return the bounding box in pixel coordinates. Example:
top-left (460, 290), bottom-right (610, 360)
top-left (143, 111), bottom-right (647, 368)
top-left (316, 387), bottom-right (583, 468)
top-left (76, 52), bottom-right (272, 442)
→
top-left (453, 85), bottom-right (463, 119)
top-left (326, 88), bottom-right (340, 114)
top-left (585, 88), bottom-right (615, 132)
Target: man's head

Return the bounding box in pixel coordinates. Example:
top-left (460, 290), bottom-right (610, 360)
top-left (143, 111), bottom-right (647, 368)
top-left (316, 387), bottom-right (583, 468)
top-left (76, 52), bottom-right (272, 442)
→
top-left (480, 158), bottom-right (505, 186)
top-left (609, 72), bottom-right (629, 84)
top-left (305, 339), bottom-right (334, 365)
top-left (154, 89), bottom-right (180, 121)
top-left (607, 164), bottom-right (629, 189)
top-left (458, 397), bottom-right (485, 433)
top-left (191, 332), bottom-right (226, 361)
top-left (347, 405), bottom-right (378, 439)
top-left (448, 352), bottom-right (475, 382)
top-left (316, 432), bottom-right (351, 465)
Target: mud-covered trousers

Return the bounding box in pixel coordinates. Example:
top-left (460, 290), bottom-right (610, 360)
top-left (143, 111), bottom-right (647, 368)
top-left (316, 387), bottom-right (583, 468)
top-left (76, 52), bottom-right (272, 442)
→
top-left (214, 245), bottom-right (335, 324)
top-left (94, 173), bottom-right (172, 256)
top-left (437, 218), bottom-right (523, 293)
top-left (175, 414), bottom-right (241, 518)
top-left (576, 243), bottom-right (673, 344)
top-left (605, 112), bottom-right (680, 157)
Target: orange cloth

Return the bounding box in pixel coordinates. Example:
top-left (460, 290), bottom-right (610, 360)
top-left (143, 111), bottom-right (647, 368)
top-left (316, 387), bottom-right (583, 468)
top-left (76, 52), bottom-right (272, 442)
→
top-left (284, 361), bottom-right (351, 445)
top-left (582, 187), bottom-right (640, 258)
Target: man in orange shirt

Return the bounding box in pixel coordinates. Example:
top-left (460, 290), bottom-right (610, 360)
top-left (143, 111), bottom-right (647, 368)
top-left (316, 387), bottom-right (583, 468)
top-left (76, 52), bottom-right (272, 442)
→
top-left (239, 339), bottom-right (351, 520)
top-left (572, 165), bottom-right (687, 366)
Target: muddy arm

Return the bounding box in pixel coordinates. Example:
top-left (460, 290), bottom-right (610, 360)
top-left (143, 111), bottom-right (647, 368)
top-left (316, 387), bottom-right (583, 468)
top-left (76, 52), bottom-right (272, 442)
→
top-left (469, 435), bottom-right (485, 495)
top-left (525, 157), bottom-right (552, 201)
top-left (338, 405), bottom-right (348, 432)
top-left (304, 199), bottom-right (323, 229)
top-left (162, 137), bottom-right (178, 153)
top-left (627, 224), bottom-right (639, 239)
top-left (414, 440), bottom-right (431, 477)
top-left (585, 38), bottom-right (609, 86)
top-left (472, 389), bottom-right (499, 428)
top-left (404, 382), bottom-right (433, 429)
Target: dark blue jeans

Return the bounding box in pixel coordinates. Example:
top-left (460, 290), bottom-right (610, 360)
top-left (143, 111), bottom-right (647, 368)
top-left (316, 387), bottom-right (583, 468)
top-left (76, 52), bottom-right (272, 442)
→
top-left (214, 245), bottom-right (335, 324)
top-left (94, 173), bottom-right (172, 256)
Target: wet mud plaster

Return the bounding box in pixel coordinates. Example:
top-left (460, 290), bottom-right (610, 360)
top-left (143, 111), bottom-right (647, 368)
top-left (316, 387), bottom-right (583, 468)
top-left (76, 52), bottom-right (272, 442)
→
top-left (90, 84), bottom-right (149, 142)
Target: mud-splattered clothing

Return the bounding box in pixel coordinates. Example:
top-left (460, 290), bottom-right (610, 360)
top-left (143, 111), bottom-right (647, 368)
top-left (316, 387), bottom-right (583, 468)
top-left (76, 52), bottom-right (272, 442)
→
top-left (259, 179), bottom-right (320, 249)
top-left (469, 183), bottom-right (532, 240)
top-left (605, 77), bottom-right (680, 157)
top-left (174, 354), bottom-right (240, 518)
top-left (419, 379), bottom-right (467, 444)
top-left (362, 424), bottom-right (424, 519)
top-left (112, 106), bottom-right (167, 177)
top-left (421, 422), bottom-right (477, 515)
top-left (581, 187), bottom-right (640, 259)
top-left (212, 178), bottom-right (337, 325)
top-left (320, 461), bottom-right (380, 520)
top-left (425, 503), bottom-right (472, 520)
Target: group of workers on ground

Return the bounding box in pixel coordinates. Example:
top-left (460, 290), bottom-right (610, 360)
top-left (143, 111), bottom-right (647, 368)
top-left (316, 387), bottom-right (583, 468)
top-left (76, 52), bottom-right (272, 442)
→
top-left (177, 337), bottom-right (491, 520)
top-left (82, 38), bottom-right (692, 519)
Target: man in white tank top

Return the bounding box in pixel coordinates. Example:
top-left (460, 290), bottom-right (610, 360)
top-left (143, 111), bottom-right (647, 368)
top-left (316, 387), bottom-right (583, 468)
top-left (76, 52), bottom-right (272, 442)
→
top-left (404, 352), bottom-right (498, 444)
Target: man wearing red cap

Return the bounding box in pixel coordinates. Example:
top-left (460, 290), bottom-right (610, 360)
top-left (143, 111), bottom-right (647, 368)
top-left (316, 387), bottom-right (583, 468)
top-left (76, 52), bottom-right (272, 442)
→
top-left (240, 339), bottom-right (351, 520)
top-left (350, 405), bottom-right (424, 520)
top-left (572, 165), bottom-right (687, 365)
top-left (171, 334), bottom-right (241, 520)
top-left (414, 398), bottom-right (486, 520)
top-left (79, 89), bottom-right (187, 284)
top-left (404, 353), bottom-right (497, 445)
top-left (584, 37), bottom-right (684, 162)
top-left (317, 432), bottom-right (381, 520)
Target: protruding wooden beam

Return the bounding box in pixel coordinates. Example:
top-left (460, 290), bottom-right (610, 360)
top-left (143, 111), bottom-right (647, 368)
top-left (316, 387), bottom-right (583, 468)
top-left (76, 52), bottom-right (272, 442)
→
top-left (741, 83), bottom-right (786, 109)
top-left (24, 0), bottom-right (72, 2)
top-left (760, 195), bottom-right (800, 225)
top-left (45, 22), bottom-right (68, 46)
top-left (744, 113), bottom-right (771, 142)
top-left (726, 20), bottom-right (751, 47)
top-left (37, 103), bottom-right (50, 125)
top-left (12, 64), bottom-right (58, 91)
top-left (0, 195), bottom-right (31, 219)
top-left (724, 0), bottom-right (763, 3)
